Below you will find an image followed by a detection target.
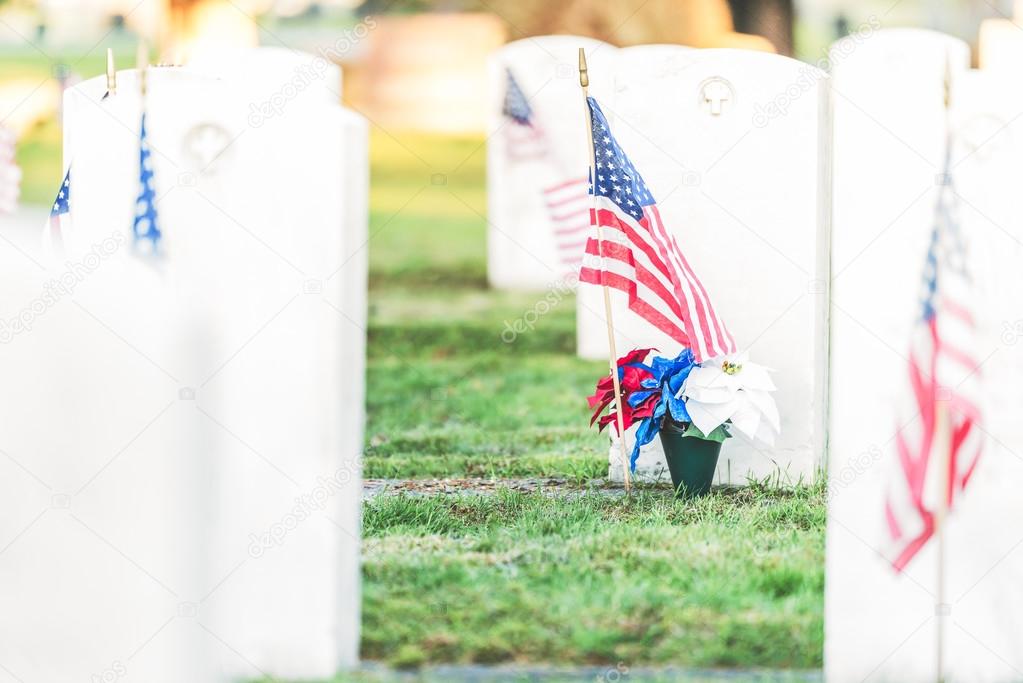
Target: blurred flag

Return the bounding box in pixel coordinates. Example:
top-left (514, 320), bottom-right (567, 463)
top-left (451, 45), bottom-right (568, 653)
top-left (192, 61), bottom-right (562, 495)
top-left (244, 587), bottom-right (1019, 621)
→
top-left (884, 156), bottom-right (983, 572)
top-left (544, 178), bottom-right (590, 271)
top-left (580, 96), bottom-right (736, 363)
top-left (133, 114), bottom-right (161, 252)
top-left (501, 67), bottom-right (547, 161)
top-left (44, 168), bottom-right (71, 252)
top-left (0, 125), bottom-right (21, 215)
top-left (502, 68), bottom-right (589, 270)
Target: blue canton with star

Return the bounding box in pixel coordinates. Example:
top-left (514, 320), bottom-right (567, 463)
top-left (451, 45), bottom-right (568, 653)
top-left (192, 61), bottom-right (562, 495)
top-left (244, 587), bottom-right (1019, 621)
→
top-left (920, 176), bottom-right (968, 324)
top-left (919, 222), bottom-right (939, 323)
top-left (588, 97), bottom-right (655, 221)
top-left (133, 114), bottom-right (161, 250)
top-left (51, 168), bottom-right (70, 216)
top-left (502, 68), bottom-right (533, 126)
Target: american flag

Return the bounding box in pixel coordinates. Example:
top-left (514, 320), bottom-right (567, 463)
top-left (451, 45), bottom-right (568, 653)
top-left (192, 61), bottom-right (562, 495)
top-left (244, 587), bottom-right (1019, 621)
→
top-left (579, 96), bottom-right (736, 363)
top-left (501, 67), bottom-right (547, 162)
top-left (133, 114), bottom-right (161, 252)
top-left (502, 68), bottom-right (589, 270)
top-left (884, 163), bottom-right (983, 572)
top-left (45, 168), bottom-right (71, 251)
top-left (0, 125), bottom-right (20, 215)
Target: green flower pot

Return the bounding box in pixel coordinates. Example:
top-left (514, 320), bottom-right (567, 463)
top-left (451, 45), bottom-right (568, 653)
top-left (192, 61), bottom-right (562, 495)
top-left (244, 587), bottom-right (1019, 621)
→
top-left (658, 420), bottom-right (722, 498)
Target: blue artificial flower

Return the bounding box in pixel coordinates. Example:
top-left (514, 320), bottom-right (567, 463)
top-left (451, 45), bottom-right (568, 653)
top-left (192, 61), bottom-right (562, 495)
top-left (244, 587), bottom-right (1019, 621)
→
top-left (625, 348), bottom-right (698, 471)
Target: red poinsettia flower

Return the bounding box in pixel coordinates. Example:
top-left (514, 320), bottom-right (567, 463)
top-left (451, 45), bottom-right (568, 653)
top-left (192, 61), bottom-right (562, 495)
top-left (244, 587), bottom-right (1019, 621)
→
top-left (586, 348), bottom-right (655, 435)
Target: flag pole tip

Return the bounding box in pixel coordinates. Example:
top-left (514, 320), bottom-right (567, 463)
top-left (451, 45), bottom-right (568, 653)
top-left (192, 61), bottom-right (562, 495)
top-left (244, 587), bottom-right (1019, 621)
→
top-left (106, 48), bottom-right (117, 94)
top-left (578, 47), bottom-right (589, 88)
top-left (136, 40), bottom-right (149, 96)
top-left (943, 50), bottom-right (952, 109)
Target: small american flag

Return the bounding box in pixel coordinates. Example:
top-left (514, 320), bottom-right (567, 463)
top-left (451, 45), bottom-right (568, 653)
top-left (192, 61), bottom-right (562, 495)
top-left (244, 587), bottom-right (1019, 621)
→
top-left (0, 125), bottom-right (20, 215)
top-left (133, 114), bottom-right (161, 252)
top-left (580, 96), bottom-right (736, 363)
top-left (884, 161), bottom-right (983, 573)
top-left (502, 68), bottom-right (589, 270)
top-left (45, 168), bottom-right (71, 251)
top-left (502, 68), bottom-right (546, 161)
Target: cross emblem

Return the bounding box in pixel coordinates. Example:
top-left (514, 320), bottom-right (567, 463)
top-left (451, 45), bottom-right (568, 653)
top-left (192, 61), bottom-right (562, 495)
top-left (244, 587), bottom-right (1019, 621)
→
top-left (183, 123), bottom-right (233, 173)
top-left (701, 78), bottom-right (733, 116)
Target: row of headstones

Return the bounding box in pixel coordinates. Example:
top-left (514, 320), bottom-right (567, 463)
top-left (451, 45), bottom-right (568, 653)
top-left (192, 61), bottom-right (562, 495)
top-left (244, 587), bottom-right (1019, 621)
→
top-left (492, 31), bottom-right (1023, 681)
top-left (0, 49), bottom-right (366, 682)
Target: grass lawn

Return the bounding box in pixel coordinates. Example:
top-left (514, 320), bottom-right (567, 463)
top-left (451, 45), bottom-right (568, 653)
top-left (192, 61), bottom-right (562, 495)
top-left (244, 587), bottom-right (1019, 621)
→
top-left (14, 87), bottom-right (826, 673)
top-left (362, 488), bottom-right (825, 670)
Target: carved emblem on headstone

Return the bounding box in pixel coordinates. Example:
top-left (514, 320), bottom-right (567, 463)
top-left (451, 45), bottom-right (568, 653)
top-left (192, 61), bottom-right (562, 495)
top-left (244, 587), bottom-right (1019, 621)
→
top-left (182, 123), bottom-right (233, 174)
top-left (699, 77), bottom-right (735, 116)
top-left (958, 113), bottom-right (1010, 163)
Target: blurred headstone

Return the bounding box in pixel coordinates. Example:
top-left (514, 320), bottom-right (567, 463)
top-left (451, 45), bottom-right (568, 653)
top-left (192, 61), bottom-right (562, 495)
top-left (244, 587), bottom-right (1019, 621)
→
top-left (486, 35), bottom-right (617, 291)
top-left (826, 29), bottom-right (1023, 682)
top-left (586, 46), bottom-right (829, 486)
top-left (344, 13), bottom-right (506, 133)
top-left (0, 125), bottom-right (20, 213)
top-left (978, 0), bottom-right (1023, 70)
top-left (0, 62), bottom-right (365, 682)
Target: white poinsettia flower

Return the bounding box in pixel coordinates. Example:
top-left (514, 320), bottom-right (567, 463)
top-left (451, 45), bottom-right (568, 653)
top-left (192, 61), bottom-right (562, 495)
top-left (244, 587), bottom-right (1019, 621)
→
top-left (678, 351), bottom-right (780, 445)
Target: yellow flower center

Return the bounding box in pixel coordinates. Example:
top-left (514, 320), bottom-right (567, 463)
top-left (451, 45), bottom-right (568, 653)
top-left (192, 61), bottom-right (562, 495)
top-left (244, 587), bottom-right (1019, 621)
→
top-left (722, 360), bottom-right (743, 376)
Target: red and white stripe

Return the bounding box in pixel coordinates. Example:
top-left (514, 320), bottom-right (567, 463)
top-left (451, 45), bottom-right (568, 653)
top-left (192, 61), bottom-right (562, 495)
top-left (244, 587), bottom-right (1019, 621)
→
top-left (544, 177), bottom-right (589, 270)
top-left (503, 120), bottom-right (548, 163)
top-left (579, 195), bottom-right (736, 363)
top-left (885, 210), bottom-right (983, 572)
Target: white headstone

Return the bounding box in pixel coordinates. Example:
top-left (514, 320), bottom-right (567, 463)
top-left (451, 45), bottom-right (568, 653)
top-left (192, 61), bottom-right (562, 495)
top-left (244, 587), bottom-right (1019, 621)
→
top-left (187, 46), bottom-right (343, 120)
top-left (0, 64), bottom-right (366, 681)
top-left (825, 30), bottom-right (1023, 682)
top-left (978, 1), bottom-right (1023, 71)
top-left (591, 47), bottom-right (829, 486)
top-left (0, 69), bottom-right (219, 683)
top-left (486, 36), bottom-right (617, 291)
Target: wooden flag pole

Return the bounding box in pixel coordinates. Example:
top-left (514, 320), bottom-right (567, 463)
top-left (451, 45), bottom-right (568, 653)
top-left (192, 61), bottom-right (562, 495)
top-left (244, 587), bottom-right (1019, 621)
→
top-left (136, 41), bottom-right (148, 97)
top-left (578, 48), bottom-right (632, 494)
top-left (105, 48), bottom-right (117, 96)
top-left (934, 401), bottom-right (950, 683)
top-left (935, 56), bottom-right (952, 683)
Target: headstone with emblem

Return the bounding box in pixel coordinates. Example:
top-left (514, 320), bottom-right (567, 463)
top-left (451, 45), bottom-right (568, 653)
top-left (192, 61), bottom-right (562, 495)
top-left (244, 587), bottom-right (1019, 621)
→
top-left (0, 59), bottom-right (365, 682)
top-left (827, 29), bottom-right (1023, 682)
top-left (586, 47), bottom-right (830, 486)
top-left (486, 36), bottom-right (617, 291)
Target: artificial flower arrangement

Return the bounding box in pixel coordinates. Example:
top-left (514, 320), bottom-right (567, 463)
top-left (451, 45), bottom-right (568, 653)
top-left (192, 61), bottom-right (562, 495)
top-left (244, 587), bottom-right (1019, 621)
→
top-left (588, 347), bottom-right (780, 495)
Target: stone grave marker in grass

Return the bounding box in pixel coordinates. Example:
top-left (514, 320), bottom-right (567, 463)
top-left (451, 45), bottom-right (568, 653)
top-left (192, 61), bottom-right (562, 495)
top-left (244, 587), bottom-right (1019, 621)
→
top-left (582, 47), bottom-right (829, 487)
top-left (486, 35), bottom-right (617, 292)
top-left (827, 29), bottom-right (1023, 681)
top-left (0, 61), bottom-right (365, 681)
top-left (978, 0), bottom-right (1023, 71)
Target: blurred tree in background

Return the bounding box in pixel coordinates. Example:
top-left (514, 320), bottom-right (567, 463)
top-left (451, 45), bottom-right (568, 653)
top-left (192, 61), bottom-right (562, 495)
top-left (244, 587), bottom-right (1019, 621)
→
top-left (357, 0), bottom-right (789, 53)
top-left (356, 0), bottom-right (785, 52)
